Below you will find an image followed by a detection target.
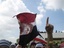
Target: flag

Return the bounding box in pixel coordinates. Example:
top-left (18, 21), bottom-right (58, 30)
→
top-left (19, 26), bottom-right (39, 46)
top-left (16, 12), bottom-right (39, 46)
top-left (16, 12), bottom-right (36, 24)
top-left (34, 38), bottom-right (47, 44)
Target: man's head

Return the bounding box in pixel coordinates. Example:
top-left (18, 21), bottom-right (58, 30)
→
top-left (30, 42), bottom-right (36, 48)
top-left (0, 39), bottom-right (11, 48)
top-left (10, 44), bottom-right (16, 48)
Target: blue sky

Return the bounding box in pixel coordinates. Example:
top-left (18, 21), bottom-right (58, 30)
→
top-left (0, 0), bottom-right (64, 43)
top-left (22, 0), bottom-right (64, 32)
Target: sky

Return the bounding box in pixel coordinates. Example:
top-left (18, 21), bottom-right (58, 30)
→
top-left (0, 0), bottom-right (64, 43)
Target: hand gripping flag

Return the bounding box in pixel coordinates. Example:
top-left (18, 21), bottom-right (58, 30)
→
top-left (16, 12), bottom-right (39, 46)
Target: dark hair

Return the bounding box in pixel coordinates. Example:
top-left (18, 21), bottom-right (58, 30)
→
top-left (36, 47), bottom-right (41, 48)
top-left (31, 42), bottom-right (36, 45)
top-left (22, 45), bottom-right (28, 48)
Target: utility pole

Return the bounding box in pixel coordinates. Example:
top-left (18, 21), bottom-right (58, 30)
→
top-left (45, 17), bottom-right (54, 48)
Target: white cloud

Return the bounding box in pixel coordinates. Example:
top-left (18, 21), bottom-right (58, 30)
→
top-left (7, 36), bottom-right (18, 43)
top-left (0, 0), bottom-right (30, 43)
top-left (36, 14), bottom-right (43, 26)
top-left (41, 0), bottom-right (64, 11)
top-left (62, 30), bottom-right (64, 32)
top-left (0, 0), bottom-right (30, 16)
top-left (36, 0), bottom-right (64, 28)
top-left (36, 1), bottom-right (45, 27)
top-left (37, 5), bottom-right (46, 13)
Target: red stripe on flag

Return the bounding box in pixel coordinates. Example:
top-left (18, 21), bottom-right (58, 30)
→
top-left (16, 12), bottom-right (36, 24)
top-left (34, 38), bottom-right (47, 44)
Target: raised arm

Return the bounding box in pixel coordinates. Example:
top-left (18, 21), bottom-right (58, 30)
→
top-left (45, 17), bottom-right (54, 33)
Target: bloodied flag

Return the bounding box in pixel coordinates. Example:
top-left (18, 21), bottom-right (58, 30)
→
top-left (16, 12), bottom-right (39, 46)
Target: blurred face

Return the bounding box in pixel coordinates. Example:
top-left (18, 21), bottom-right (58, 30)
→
top-left (30, 45), bottom-right (35, 48)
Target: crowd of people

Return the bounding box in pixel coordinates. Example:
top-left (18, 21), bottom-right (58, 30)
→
top-left (0, 39), bottom-right (44, 48)
top-left (0, 39), bottom-right (64, 48)
top-left (0, 39), bottom-right (16, 48)
top-left (30, 41), bottom-right (64, 48)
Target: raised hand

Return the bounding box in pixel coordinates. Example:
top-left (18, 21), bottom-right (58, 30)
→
top-left (45, 17), bottom-right (54, 33)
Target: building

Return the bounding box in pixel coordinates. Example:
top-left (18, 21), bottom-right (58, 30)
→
top-left (39, 32), bottom-right (64, 43)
